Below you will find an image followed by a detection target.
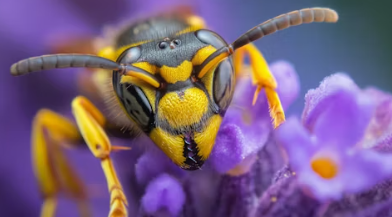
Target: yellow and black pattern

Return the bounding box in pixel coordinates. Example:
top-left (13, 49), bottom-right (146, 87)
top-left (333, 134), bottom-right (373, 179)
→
top-left (112, 17), bottom-right (236, 170)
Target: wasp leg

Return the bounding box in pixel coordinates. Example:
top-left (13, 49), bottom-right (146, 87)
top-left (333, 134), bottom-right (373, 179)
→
top-left (233, 43), bottom-right (285, 128)
top-left (71, 96), bottom-right (128, 217)
top-left (32, 109), bottom-right (89, 217)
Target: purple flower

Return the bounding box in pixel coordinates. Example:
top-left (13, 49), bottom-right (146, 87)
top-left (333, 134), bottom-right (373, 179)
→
top-left (251, 135), bottom-right (285, 196)
top-left (361, 87), bottom-right (392, 151)
top-left (135, 144), bottom-right (185, 186)
top-left (302, 73), bottom-right (392, 150)
top-left (354, 197), bottom-right (392, 217)
top-left (209, 60), bottom-right (299, 174)
top-left (275, 73), bottom-right (392, 201)
top-left (213, 173), bottom-right (257, 217)
top-left (140, 174), bottom-right (186, 216)
top-left (212, 140), bottom-right (287, 217)
top-left (256, 166), bottom-right (322, 217)
top-left (322, 179), bottom-right (392, 216)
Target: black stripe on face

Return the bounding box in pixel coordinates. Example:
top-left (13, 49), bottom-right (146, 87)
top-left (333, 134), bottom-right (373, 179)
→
top-left (182, 133), bottom-right (204, 170)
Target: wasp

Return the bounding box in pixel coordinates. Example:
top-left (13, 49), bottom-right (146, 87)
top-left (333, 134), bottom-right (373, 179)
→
top-left (10, 7), bottom-right (338, 217)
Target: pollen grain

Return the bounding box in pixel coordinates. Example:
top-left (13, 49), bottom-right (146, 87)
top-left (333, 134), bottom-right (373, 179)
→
top-left (311, 157), bottom-right (338, 179)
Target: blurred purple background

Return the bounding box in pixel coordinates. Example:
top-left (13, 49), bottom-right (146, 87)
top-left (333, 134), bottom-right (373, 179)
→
top-left (0, 0), bottom-right (391, 216)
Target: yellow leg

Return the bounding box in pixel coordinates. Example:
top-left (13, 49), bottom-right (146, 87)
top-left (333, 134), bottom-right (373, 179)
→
top-left (32, 109), bottom-right (90, 217)
top-left (233, 43), bottom-right (285, 128)
top-left (71, 96), bottom-right (129, 217)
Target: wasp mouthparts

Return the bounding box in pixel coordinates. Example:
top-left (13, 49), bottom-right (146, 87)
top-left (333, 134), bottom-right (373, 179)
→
top-left (183, 134), bottom-right (204, 170)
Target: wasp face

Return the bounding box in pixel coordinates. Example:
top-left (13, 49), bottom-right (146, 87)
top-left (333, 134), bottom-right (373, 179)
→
top-left (113, 30), bottom-right (236, 170)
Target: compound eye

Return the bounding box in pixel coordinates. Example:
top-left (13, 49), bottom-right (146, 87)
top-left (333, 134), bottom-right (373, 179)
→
top-left (213, 58), bottom-right (235, 113)
top-left (118, 46), bottom-right (141, 64)
top-left (112, 71), bottom-right (155, 133)
top-left (122, 85), bottom-right (154, 131)
top-left (195, 30), bottom-right (227, 49)
top-left (158, 41), bottom-right (169, 49)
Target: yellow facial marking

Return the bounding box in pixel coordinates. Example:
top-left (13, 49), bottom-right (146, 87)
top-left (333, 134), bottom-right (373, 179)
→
top-left (120, 76), bottom-right (156, 112)
top-left (194, 115), bottom-right (222, 160)
top-left (98, 46), bottom-right (116, 61)
top-left (149, 128), bottom-right (186, 166)
top-left (158, 87), bottom-right (209, 129)
top-left (160, 61), bottom-right (193, 84)
top-left (191, 45), bottom-right (217, 66)
top-left (132, 62), bottom-right (158, 75)
top-left (311, 157), bottom-right (338, 179)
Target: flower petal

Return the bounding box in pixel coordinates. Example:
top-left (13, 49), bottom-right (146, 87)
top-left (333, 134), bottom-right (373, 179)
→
top-left (312, 88), bottom-right (375, 148)
top-left (360, 87), bottom-right (392, 149)
top-left (300, 149), bottom-right (392, 202)
top-left (209, 124), bottom-right (245, 173)
top-left (302, 73), bottom-right (360, 129)
top-left (270, 60), bottom-right (300, 109)
top-left (274, 116), bottom-right (316, 171)
top-left (210, 110), bottom-right (271, 173)
top-left (296, 165), bottom-right (346, 201)
top-left (141, 174), bottom-right (186, 216)
top-left (340, 149), bottom-right (392, 194)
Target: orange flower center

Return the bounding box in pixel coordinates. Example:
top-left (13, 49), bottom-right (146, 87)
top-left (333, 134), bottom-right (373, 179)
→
top-left (311, 157), bottom-right (338, 179)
